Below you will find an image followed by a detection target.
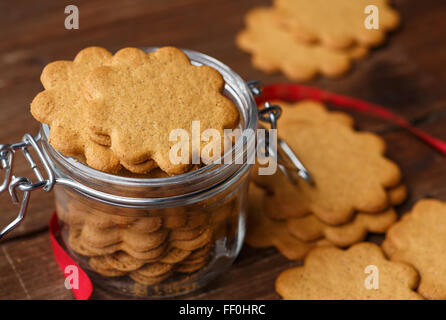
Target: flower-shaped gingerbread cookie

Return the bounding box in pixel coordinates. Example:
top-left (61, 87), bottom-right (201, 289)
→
top-left (246, 184), bottom-right (328, 260)
top-left (30, 47), bottom-right (123, 173)
top-left (274, 0), bottom-right (400, 49)
top-left (236, 8), bottom-right (368, 81)
top-left (253, 101), bottom-right (401, 225)
top-left (276, 242), bottom-right (423, 300)
top-left (84, 47), bottom-right (239, 175)
top-left (383, 199), bottom-right (446, 300)
top-left (287, 207), bottom-right (397, 247)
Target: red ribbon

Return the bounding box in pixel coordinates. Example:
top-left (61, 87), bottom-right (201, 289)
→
top-left (256, 83), bottom-right (446, 155)
top-left (48, 83), bottom-right (445, 300)
top-left (49, 212), bottom-right (93, 300)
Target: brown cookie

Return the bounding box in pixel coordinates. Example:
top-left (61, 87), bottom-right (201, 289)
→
top-left (122, 228), bottom-right (168, 252)
top-left (71, 220), bottom-right (169, 259)
top-left (253, 101), bottom-right (401, 225)
top-left (84, 213), bottom-right (116, 230)
top-left (30, 47), bottom-right (122, 173)
top-left (89, 256), bottom-right (127, 277)
top-left (382, 199), bottom-right (446, 300)
top-left (276, 242), bottom-right (423, 300)
top-left (188, 243), bottom-right (212, 260)
top-left (128, 216), bottom-right (163, 234)
top-left (170, 228), bottom-right (212, 251)
top-left (259, 186), bottom-right (307, 220)
top-left (81, 223), bottom-right (167, 251)
top-left (62, 202), bottom-right (88, 226)
top-left (70, 203), bottom-right (165, 233)
top-left (164, 215), bottom-right (188, 229)
top-left (129, 271), bottom-right (171, 285)
top-left (284, 181), bottom-right (405, 247)
top-left (253, 100), bottom-right (387, 221)
top-left (236, 8), bottom-right (367, 80)
top-left (69, 227), bottom-right (121, 256)
top-left (133, 262), bottom-right (173, 278)
top-left (176, 211), bottom-right (209, 231)
top-left (68, 228), bottom-right (99, 257)
top-left (388, 184), bottom-right (408, 206)
top-left (163, 207), bottom-right (189, 229)
top-left (169, 211), bottom-right (209, 241)
top-left (110, 214), bottom-right (138, 227)
top-left (246, 184), bottom-right (325, 260)
top-left (267, 100), bottom-right (355, 128)
top-left (159, 247), bottom-right (192, 264)
top-left (80, 224), bottom-right (122, 248)
top-left (170, 225), bottom-right (208, 241)
top-left (262, 180), bottom-right (405, 222)
top-left (122, 241), bottom-right (167, 261)
top-left (103, 251), bottom-right (147, 272)
top-left (209, 202), bottom-right (236, 225)
top-left (287, 207), bottom-right (397, 247)
top-left (84, 46), bottom-right (239, 175)
top-left (120, 159), bottom-right (158, 174)
top-left (274, 0), bottom-right (400, 49)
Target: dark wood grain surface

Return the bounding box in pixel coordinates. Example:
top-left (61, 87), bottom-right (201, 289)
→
top-left (0, 0), bottom-right (445, 300)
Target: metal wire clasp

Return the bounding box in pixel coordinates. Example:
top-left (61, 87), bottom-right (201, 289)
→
top-left (247, 80), bottom-right (314, 185)
top-left (0, 133), bottom-right (55, 240)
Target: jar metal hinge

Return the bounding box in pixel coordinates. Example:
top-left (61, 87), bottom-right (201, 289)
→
top-left (247, 80), bottom-right (314, 185)
top-left (0, 133), bottom-right (55, 240)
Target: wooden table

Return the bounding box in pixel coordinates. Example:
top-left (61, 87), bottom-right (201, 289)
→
top-left (0, 0), bottom-right (445, 300)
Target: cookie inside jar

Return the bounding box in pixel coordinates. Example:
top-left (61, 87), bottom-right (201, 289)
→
top-left (55, 185), bottom-right (244, 297)
top-left (34, 46), bottom-right (257, 297)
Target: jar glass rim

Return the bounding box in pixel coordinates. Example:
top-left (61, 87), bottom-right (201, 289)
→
top-left (40, 47), bottom-right (258, 196)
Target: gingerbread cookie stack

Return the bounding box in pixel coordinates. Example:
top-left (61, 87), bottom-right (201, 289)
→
top-left (236, 1), bottom-right (400, 80)
top-left (246, 101), bottom-right (406, 259)
top-left (57, 193), bottom-right (233, 285)
top-left (31, 46), bottom-right (239, 175)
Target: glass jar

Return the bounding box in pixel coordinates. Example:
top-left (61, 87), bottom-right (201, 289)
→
top-left (37, 48), bottom-right (258, 297)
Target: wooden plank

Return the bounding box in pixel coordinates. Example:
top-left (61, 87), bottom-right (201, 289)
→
top-left (0, 232), bottom-right (72, 299)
